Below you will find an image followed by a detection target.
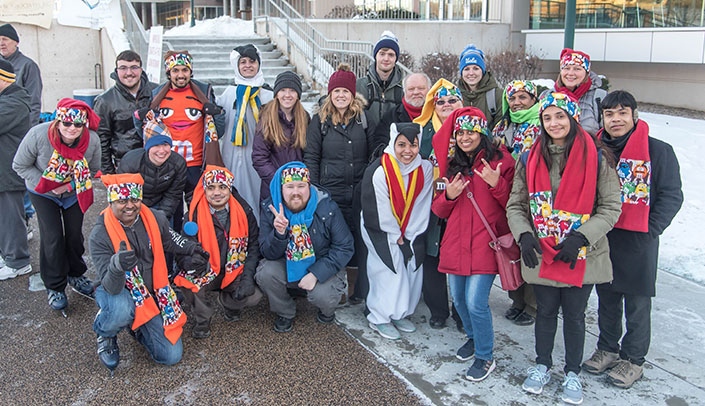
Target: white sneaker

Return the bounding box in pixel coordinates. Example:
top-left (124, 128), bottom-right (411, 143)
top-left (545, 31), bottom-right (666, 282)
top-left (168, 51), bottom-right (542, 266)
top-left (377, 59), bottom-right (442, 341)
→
top-left (0, 256), bottom-right (5, 268)
top-left (0, 264), bottom-right (32, 280)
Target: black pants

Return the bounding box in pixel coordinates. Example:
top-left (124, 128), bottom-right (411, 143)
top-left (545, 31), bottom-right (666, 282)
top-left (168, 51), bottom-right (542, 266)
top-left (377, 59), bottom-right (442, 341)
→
top-left (422, 254), bottom-right (462, 324)
top-left (508, 283), bottom-right (537, 316)
top-left (29, 194), bottom-right (87, 291)
top-left (596, 283), bottom-right (651, 366)
top-left (533, 283), bottom-right (593, 374)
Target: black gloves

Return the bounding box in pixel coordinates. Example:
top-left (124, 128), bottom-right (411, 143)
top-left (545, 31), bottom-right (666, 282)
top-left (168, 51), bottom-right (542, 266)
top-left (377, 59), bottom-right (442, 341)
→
top-left (553, 231), bottom-right (588, 270)
top-left (182, 244), bottom-right (210, 276)
top-left (234, 274), bottom-right (256, 300)
top-left (136, 107), bottom-right (155, 121)
top-left (116, 241), bottom-right (138, 271)
top-left (202, 102), bottom-right (222, 116)
top-left (518, 232), bottom-right (542, 268)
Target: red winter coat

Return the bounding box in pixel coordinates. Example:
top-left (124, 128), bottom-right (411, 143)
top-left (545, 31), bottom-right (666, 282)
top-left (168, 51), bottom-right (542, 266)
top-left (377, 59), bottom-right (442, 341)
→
top-left (432, 149), bottom-right (515, 276)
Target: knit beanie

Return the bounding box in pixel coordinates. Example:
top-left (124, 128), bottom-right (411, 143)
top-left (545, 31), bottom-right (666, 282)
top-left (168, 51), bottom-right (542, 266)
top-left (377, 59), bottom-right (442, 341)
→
top-left (143, 118), bottom-right (173, 151)
top-left (328, 64), bottom-right (356, 96)
top-left (0, 59), bottom-right (16, 83)
top-left (459, 44), bottom-right (486, 75)
top-left (373, 31), bottom-right (400, 60)
top-left (0, 24), bottom-right (19, 43)
top-left (539, 92), bottom-right (581, 122)
top-left (273, 71), bottom-right (302, 98)
top-left (560, 48), bottom-right (591, 73)
top-left (233, 44), bottom-right (261, 65)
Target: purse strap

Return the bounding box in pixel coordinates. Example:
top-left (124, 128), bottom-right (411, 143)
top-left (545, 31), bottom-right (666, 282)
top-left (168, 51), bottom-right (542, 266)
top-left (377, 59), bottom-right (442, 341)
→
top-left (466, 189), bottom-right (499, 243)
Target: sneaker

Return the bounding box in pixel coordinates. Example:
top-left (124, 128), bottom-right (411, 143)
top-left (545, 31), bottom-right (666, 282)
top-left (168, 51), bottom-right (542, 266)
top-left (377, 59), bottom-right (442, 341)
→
top-left (273, 316), bottom-right (293, 333)
top-left (582, 349), bottom-right (620, 374)
top-left (561, 371), bottom-right (584, 405)
top-left (26, 221), bottom-right (34, 241)
top-left (391, 318), bottom-right (416, 333)
top-left (216, 295), bottom-right (241, 322)
top-left (0, 256), bottom-right (5, 268)
top-left (68, 275), bottom-right (95, 299)
top-left (96, 336), bottom-right (120, 371)
top-left (369, 322), bottom-right (401, 340)
top-left (456, 338), bottom-right (475, 361)
top-left (513, 311), bottom-right (535, 326)
top-left (347, 296), bottom-right (364, 305)
top-left (192, 325), bottom-right (211, 339)
top-left (607, 359), bottom-right (644, 389)
top-left (316, 310), bottom-right (335, 324)
top-left (522, 364), bottom-right (551, 394)
top-left (0, 264), bottom-right (32, 280)
top-left (47, 288), bottom-right (68, 310)
top-left (465, 358), bottom-right (496, 382)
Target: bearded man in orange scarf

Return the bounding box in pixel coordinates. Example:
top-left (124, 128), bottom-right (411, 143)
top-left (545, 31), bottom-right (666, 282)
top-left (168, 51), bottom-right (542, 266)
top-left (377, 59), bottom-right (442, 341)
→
top-left (88, 173), bottom-right (209, 373)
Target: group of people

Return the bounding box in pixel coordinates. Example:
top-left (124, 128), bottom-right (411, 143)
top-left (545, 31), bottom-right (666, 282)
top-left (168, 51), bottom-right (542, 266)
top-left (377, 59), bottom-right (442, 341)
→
top-left (0, 23), bottom-right (684, 405)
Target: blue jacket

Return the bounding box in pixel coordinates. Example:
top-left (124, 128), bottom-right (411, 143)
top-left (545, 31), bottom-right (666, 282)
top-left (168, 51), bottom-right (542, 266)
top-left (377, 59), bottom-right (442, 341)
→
top-left (259, 186), bottom-right (354, 283)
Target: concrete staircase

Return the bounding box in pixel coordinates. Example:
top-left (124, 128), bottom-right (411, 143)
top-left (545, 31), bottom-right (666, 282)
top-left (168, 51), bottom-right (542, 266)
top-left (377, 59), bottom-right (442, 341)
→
top-left (163, 36), bottom-right (293, 96)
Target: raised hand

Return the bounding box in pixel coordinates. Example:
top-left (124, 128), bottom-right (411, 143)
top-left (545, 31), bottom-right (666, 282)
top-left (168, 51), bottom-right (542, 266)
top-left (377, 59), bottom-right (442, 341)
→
top-left (474, 158), bottom-right (502, 188)
top-left (269, 203), bottom-right (289, 235)
top-left (116, 241), bottom-right (138, 270)
top-left (442, 172), bottom-right (469, 200)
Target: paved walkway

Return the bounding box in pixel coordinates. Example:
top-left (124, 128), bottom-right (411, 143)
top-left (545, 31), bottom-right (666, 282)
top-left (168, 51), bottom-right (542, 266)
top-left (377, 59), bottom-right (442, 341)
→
top-left (336, 270), bottom-right (705, 405)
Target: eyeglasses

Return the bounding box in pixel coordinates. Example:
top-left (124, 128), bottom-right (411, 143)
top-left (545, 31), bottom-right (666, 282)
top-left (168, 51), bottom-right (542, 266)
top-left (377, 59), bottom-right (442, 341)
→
top-left (117, 65), bottom-right (142, 72)
top-left (60, 121), bottom-right (85, 128)
top-left (435, 98), bottom-right (461, 106)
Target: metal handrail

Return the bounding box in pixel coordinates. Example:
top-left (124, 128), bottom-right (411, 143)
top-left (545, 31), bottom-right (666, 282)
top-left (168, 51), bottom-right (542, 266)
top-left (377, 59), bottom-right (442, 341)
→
top-left (121, 0), bottom-right (150, 62)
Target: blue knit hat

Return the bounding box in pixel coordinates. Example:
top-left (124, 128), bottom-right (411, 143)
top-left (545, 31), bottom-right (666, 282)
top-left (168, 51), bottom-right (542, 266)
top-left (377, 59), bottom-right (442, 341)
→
top-left (459, 44), bottom-right (486, 75)
top-left (373, 31), bottom-right (400, 60)
top-left (143, 119), bottom-right (173, 151)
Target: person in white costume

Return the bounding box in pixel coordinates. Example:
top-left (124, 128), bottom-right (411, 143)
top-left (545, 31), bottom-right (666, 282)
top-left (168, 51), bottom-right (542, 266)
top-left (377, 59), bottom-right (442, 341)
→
top-left (361, 122), bottom-right (433, 340)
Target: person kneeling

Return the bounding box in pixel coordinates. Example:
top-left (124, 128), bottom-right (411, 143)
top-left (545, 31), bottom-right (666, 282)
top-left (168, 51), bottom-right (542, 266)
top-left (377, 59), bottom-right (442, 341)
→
top-left (174, 165), bottom-right (261, 339)
top-left (256, 162), bottom-right (353, 332)
top-left (89, 173), bottom-right (208, 372)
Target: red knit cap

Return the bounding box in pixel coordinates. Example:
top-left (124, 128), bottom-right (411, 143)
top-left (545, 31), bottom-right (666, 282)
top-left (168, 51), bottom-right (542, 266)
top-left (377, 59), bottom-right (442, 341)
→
top-left (328, 66), bottom-right (356, 96)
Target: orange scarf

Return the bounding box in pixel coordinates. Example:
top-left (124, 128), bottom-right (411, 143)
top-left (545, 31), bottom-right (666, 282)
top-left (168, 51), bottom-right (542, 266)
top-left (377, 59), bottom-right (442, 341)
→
top-left (102, 205), bottom-right (186, 344)
top-left (381, 153), bottom-right (424, 235)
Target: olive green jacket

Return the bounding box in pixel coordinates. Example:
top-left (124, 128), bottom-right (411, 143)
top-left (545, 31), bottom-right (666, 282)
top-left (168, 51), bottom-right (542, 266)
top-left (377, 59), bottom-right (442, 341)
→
top-left (506, 143), bottom-right (622, 287)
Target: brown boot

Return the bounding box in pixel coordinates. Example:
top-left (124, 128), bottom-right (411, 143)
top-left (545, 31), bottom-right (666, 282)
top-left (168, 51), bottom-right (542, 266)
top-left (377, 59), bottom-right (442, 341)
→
top-left (582, 349), bottom-right (620, 374)
top-left (607, 360), bottom-right (643, 388)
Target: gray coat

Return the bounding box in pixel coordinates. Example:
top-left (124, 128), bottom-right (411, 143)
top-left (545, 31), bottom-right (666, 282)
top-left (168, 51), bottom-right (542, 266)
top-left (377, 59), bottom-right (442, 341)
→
top-left (545, 71), bottom-right (607, 137)
top-left (506, 143), bottom-right (622, 287)
top-left (1, 49), bottom-right (42, 125)
top-left (12, 122), bottom-right (101, 197)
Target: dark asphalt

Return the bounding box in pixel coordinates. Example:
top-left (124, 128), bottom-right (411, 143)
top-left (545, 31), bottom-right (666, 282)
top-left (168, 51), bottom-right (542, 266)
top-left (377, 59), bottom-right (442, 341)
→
top-left (0, 182), bottom-right (424, 405)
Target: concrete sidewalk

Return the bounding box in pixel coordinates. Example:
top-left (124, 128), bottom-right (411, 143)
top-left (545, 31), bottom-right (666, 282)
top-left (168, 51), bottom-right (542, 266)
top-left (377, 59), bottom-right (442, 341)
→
top-left (335, 271), bottom-right (705, 405)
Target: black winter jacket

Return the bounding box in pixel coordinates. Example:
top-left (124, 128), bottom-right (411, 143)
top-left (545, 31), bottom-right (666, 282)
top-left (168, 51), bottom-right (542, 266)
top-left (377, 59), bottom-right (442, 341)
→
top-left (259, 186), bottom-right (354, 283)
top-left (304, 112), bottom-right (375, 226)
top-left (94, 71), bottom-right (157, 174)
top-left (372, 102), bottom-right (412, 157)
top-left (356, 63), bottom-right (405, 132)
top-left (117, 148), bottom-right (187, 219)
top-left (0, 84), bottom-right (31, 192)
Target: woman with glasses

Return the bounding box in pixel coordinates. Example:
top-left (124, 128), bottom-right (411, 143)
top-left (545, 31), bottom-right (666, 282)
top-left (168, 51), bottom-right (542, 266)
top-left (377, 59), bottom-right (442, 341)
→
top-left (13, 98), bottom-right (102, 312)
top-left (457, 44), bottom-right (503, 130)
top-left (412, 78), bottom-right (464, 330)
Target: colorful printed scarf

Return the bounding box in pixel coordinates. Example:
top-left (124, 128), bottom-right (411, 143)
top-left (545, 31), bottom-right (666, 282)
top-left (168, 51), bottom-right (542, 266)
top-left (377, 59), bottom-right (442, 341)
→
top-left (526, 131), bottom-right (598, 287)
top-left (269, 162), bottom-right (318, 282)
top-left (174, 166), bottom-right (249, 292)
top-left (381, 153), bottom-right (425, 235)
top-left (599, 120), bottom-right (651, 232)
top-left (102, 203), bottom-right (186, 344)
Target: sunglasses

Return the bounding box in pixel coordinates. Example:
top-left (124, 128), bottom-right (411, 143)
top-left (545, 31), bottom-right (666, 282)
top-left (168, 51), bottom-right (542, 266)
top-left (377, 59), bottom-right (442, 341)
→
top-left (435, 98), bottom-right (461, 106)
top-left (60, 121), bottom-right (85, 128)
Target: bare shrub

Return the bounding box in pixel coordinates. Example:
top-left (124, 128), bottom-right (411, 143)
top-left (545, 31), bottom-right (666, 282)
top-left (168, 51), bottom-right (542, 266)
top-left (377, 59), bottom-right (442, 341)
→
top-left (485, 46), bottom-right (543, 88)
top-left (325, 5), bottom-right (362, 19)
top-left (398, 51), bottom-right (415, 71)
top-left (322, 52), bottom-right (370, 78)
top-left (420, 52), bottom-right (460, 84)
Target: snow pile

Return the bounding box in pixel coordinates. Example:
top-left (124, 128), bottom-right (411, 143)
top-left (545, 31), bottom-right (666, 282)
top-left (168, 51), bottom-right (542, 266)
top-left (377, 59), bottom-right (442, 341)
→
top-left (164, 16), bottom-right (259, 38)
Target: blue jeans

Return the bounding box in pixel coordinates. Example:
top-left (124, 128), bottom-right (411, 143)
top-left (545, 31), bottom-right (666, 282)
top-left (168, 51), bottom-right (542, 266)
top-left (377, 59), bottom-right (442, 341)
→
top-left (449, 273), bottom-right (496, 361)
top-left (23, 192), bottom-right (35, 219)
top-left (93, 286), bottom-right (183, 365)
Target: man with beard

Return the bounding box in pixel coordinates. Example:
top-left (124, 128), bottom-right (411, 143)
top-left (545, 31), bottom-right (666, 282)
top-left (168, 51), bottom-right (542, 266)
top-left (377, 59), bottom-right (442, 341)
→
top-left (94, 51), bottom-right (157, 174)
top-left (256, 162), bottom-right (353, 333)
top-left (89, 173), bottom-right (209, 372)
top-left (372, 72), bottom-right (431, 155)
top-left (356, 31), bottom-right (405, 133)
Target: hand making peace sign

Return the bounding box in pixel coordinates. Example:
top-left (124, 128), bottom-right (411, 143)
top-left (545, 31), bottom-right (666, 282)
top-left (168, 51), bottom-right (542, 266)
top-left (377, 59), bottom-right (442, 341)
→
top-left (269, 203), bottom-right (289, 235)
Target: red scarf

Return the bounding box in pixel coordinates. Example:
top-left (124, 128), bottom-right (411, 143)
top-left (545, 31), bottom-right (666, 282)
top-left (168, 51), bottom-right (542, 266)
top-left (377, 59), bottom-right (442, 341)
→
top-left (402, 99), bottom-right (423, 121)
top-left (102, 205), bottom-right (186, 344)
top-left (526, 130), bottom-right (598, 287)
top-left (599, 120), bottom-right (651, 232)
top-left (174, 171), bottom-right (249, 293)
top-left (555, 76), bottom-right (592, 101)
top-left (34, 122), bottom-right (94, 213)
top-left (381, 153), bottom-right (424, 235)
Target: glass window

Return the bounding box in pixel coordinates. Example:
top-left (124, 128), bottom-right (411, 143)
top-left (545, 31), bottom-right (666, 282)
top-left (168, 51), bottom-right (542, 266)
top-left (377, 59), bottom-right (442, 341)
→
top-left (530, 0), bottom-right (705, 29)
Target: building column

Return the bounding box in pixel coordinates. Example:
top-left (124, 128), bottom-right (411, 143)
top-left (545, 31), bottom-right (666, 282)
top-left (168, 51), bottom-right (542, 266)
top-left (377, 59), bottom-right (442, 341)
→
top-left (151, 2), bottom-right (158, 27)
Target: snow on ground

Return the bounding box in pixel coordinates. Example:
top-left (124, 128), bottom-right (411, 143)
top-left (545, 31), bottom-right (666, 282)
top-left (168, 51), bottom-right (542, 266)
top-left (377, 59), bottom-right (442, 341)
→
top-left (164, 16), bottom-right (258, 38)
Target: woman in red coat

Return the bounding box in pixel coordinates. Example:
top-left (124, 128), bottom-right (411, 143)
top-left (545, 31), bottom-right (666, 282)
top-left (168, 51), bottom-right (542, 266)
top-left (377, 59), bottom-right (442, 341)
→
top-left (431, 107), bottom-right (515, 382)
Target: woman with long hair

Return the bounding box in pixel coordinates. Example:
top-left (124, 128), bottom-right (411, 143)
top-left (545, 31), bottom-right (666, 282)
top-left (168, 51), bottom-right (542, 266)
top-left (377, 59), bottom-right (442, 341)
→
top-left (304, 64), bottom-right (375, 273)
top-left (252, 71), bottom-right (310, 202)
top-left (13, 98), bottom-right (102, 312)
top-left (506, 92), bottom-right (621, 405)
top-left (432, 107), bottom-right (515, 381)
